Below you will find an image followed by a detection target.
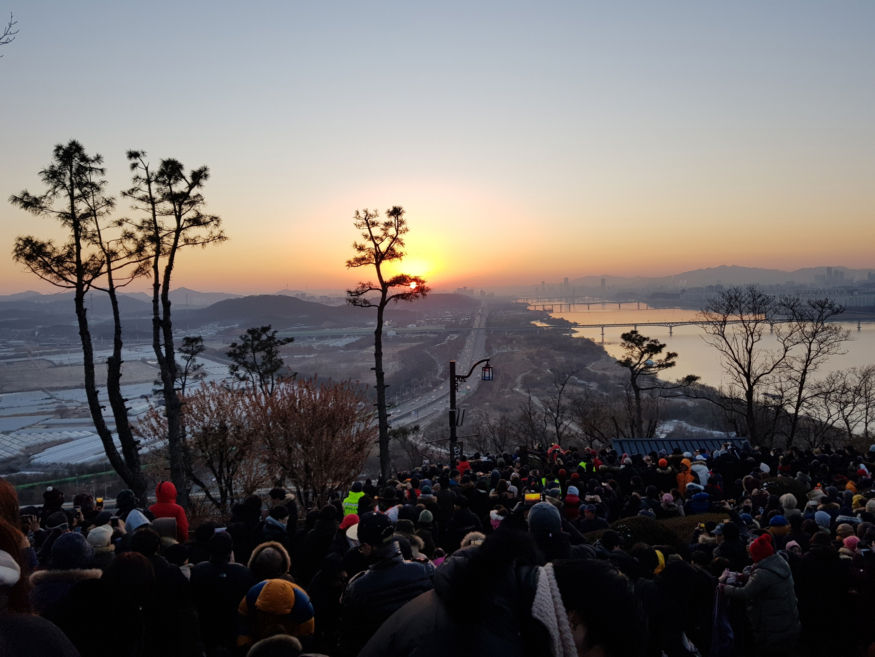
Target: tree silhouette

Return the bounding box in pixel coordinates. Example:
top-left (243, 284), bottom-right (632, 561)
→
top-left (122, 150), bottom-right (227, 507)
top-left (0, 13), bottom-right (18, 54)
top-left (346, 206), bottom-right (428, 480)
top-left (227, 325), bottom-right (294, 396)
top-left (10, 141), bottom-right (148, 502)
top-left (615, 330), bottom-right (698, 437)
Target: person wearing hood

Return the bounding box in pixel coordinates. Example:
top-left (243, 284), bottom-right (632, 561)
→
top-left (148, 481), bottom-right (189, 542)
top-left (359, 529), bottom-right (647, 657)
top-left (29, 532), bottom-right (102, 622)
top-left (677, 459), bottom-right (695, 497)
top-left (722, 533), bottom-right (800, 656)
top-left (0, 517), bottom-right (80, 657)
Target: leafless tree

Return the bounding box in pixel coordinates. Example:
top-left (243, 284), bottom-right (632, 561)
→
top-left (776, 297), bottom-right (848, 447)
top-left (540, 369), bottom-right (576, 445)
top-left (136, 382), bottom-right (269, 513)
top-left (257, 378), bottom-right (376, 506)
top-left (698, 286), bottom-right (796, 443)
top-left (0, 13), bottom-right (17, 54)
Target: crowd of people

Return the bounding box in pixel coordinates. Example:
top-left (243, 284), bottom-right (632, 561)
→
top-left (2, 440), bottom-right (875, 657)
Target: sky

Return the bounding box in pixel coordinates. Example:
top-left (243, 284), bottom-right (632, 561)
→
top-left (2, 2), bottom-right (874, 295)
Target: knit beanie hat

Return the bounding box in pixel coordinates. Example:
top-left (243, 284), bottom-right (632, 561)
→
top-left (417, 509), bottom-right (434, 525)
top-left (86, 524), bottom-right (114, 549)
top-left (528, 502), bottom-right (562, 536)
top-left (0, 549), bottom-right (20, 586)
top-left (566, 486), bottom-right (579, 497)
top-left (814, 510), bottom-right (831, 529)
top-left (749, 533), bottom-right (774, 563)
top-left (52, 532), bottom-right (94, 569)
top-left (116, 489), bottom-right (136, 511)
top-left (844, 535), bottom-right (860, 552)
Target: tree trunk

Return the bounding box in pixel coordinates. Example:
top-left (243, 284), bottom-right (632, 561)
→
top-left (374, 299), bottom-right (390, 481)
top-left (104, 283), bottom-right (148, 503)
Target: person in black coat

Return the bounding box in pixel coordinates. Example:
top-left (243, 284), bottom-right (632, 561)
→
top-left (337, 512), bottom-right (435, 657)
top-left (130, 527), bottom-right (202, 657)
top-left (190, 531), bottom-right (256, 657)
top-left (360, 529), bottom-right (648, 657)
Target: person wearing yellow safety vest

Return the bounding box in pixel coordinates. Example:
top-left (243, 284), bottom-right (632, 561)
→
top-left (343, 482), bottom-right (365, 517)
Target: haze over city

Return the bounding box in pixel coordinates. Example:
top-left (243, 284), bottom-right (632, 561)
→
top-left (2, 2), bottom-right (874, 295)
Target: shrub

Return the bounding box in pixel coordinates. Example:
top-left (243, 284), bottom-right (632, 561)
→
top-left (584, 511), bottom-right (729, 549)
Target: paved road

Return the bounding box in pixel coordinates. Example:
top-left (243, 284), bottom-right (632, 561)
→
top-left (389, 302), bottom-right (489, 434)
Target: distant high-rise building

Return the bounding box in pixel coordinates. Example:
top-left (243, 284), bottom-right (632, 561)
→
top-left (601, 277), bottom-right (606, 290)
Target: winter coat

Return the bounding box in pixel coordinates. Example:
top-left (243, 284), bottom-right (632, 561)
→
top-left (0, 613), bottom-right (81, 657)
top-left (338, 539), bottom-right (435, 657)
top-left (358, 542), bottom-right (551, 657)
top-left (723, 553), bottom-right (800, 649)
top-left (29, 567), bottom-right (102, 621)
top-left (148, 482), bottom-right (189, 542)
top-left (190, 560), bottom-right (256, 657)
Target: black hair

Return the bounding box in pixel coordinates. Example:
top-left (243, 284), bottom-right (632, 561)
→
top-left (269, 506), bottom-right (289, 521)
top-left (129, 527), bottom-right (161, 558)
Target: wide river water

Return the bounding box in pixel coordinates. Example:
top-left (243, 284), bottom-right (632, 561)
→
top-left (543, 304), bottom-right (875, 389)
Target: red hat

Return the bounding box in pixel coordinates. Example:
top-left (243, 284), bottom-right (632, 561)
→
top-left (339, 514), bottom-right (359, 531)
top-left (749, 533), bottom-right (774, 563)
top-left (658, 458), bottom-right (668, 468)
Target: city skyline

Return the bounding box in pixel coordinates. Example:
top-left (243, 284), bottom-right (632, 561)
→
top-left (2, 2), bottom-right (874, 295)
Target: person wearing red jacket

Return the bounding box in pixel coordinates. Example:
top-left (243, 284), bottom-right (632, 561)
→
top-left (148, 481), bottom-right (189, 542)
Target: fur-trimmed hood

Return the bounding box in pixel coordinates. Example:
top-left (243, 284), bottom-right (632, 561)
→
top-left (29, 567), bottom-right (102, 615)
top-left (247, 541), bottom-right (291, 579)
top-left (30, 567), bottom-right (103, 587)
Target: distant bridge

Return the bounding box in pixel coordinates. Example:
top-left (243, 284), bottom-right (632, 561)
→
top-left (519, 298), bottom-right (647, 312)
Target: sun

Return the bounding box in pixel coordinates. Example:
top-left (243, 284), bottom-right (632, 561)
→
top-left (409, 281), bottom-right (418, 290)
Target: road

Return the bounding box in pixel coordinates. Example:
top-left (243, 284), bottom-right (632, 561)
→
top-left (389, 302), bottom-right (489, 433)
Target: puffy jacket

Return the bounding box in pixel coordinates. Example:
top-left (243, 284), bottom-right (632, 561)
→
top-left (338, 540), bottom-right (435, 657)
top-left (723, 552), bottom-right (800, 648)
top-left (149, 481), bottom-right (189, 542)
top-left (359, 539), bottom-right (551, 657)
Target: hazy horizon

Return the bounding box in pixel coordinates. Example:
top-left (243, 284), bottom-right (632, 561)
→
top-left (3, 3), bottom-right (874, 296)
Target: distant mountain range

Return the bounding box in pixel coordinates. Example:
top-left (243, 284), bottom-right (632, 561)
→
top-left (0, 289), bottom-right (482, 340)
top-left (569, 265), bottom-right (875, 291)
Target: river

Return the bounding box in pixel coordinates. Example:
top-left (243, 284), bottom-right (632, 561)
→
top-left (542, 303), bottom-right (875, 388)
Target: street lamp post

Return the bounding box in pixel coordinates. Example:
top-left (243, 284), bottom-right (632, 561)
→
top-left (449, 358), bottom-right (493, 470)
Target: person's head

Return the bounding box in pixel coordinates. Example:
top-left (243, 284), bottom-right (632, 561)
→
top-left (356, 511), bottom-right (393, 548)
top-left (43, 486), bottom-right (64, 510)
top-left (130, 527), bottom-right (162, 558)
top-left (552, 559), bottom-right (646, 657)
top-left (527, 502), bottom-right (562, 537)
top-left (268, 506), bottom-right (289, 524)
top-left (51, 531), bottom-right (94, 570)
top-left (245, 634), bottom-right (303, 657)
top-left (116, 489), bottom-right (137, 513)
top-left (101, 551), bottom-right (155, 608)
top-left (748, 532), bottom-right (775, 563)
top-left (0, 517), bottom-right (29, 612)
top-left (207, 530), bottom-right (235, 565)
top-left (248, 542), bottom-right (292, 581)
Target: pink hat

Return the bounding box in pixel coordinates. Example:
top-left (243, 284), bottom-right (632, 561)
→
top-left (843, 535), bottom-right (860, 551)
